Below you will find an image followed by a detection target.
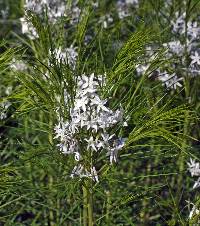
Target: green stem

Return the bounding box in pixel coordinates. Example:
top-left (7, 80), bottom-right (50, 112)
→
top-left (82, 185), bottom-right (88, 226)
top-left (82, 180), bottom-right (94, 226)
top-left (88, 188), bottom-right (93, 226)
top-left (177, 1), bottom-right (191, 194)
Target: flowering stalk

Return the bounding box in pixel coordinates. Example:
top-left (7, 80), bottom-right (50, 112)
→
top-left (54, 73), bottom-right (127, 223)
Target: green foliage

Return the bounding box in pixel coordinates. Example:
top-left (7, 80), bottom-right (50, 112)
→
top-left (1, 0), bottom-right (200, 225)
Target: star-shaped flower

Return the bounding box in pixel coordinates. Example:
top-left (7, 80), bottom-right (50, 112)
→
top-left (85, 136), bottom-right (98, 151)
top-left (190, 51), bottom-right (200, 65)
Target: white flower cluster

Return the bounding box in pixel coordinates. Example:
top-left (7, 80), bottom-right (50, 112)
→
top-left (135, 64), bottom-right (149, 76)
top-left (68, 2), bottom-right (81, 25)
top-left (189, 51), bottom-right (200, 76)
top-left (20, 17), bottom-right (38, 40)
top-left (99, 14), bottom-right (113, 29)
top-left (136, 10), bottom-right (200, 86)
top-left (71, 165), bottom-right (99, 182)
top-left (117, 0), bottom-right (139, 19)
top-left (135, 44), bottom-right (182, 89)
top-left (96, 0), bottom-right (139, 28)
top-left (135, 57), bottom-right (183, 90)
top-left (170, 12), bottom-right (200, 76)
top-left (188, 201), bottom-right (200, 220)
top-left (20, 0), bottom-right (66, 39)
top-left (156, 71), bottom-right (183, 90)
top-left (23, 0), bottom-right (66, 23)
top-left (117, 2), bottom-right (130, 19)
top-left (10, 58), bottom-right (28, 71)
top-left (188, 158), bottom-right (200, 189)
top-left (172, 12), bottom-right (200, 40)
top-left (163, 40), bottom-right (184, 57)
top-left (54, 73), bottom-right (127, 182)
top-left (0, 85), bottom-right (13, 121)
top-left (0, 101), bottom-right (11, 120)
top-left (50, 46), bottom-right (78, 70)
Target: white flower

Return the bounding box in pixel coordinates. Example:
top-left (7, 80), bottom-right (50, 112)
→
top-left (193, 178), bottom-right (200, 189)
top-left (24, 0), bottom-right (43, 13)
top-left (50, 46), bottom-right (78, 69)
top-left (0, 112), bottom-right (7, 120)
top-left (86, 120), bottom-right (98, 133)
top-left (99, 14), bottom-right (113, 28)
top-left (79, 73), bottom-right (98, 93)
top-left (90, 96), bottom-right (109, 113)
top-left (158, 71), bottom-right (183, 90)
top-left (20, 17), bottom-right (38, 39)
top-left (53, 47), bottom-right (66, 64)
top-left (54, 121), bottom-right (69, 141)
top-left (190, 51), bottom-right (200, 66)
top-left (188, 158), bottom-right (200, 177)
top-left (70, 164), bottom-right (84, 179)
top-left (0, 101), bottom-right (11, 120)
top-left (109, 138), bottom-right (126, 164)
top-left (118, 10), bottom-right (130, 20)
top-left (188, 65), bottom-right (200, 77)
top-left (66, 45), bottom-right (78, 69)
top-left (10, 58), bottom-right (27, 71)
top-left (70, 164), bottom-right (99, 182)
top-left (188, 158), bottom-right (200, 189)
top-left (74, 96), bottom-right (88, 112)
top-left (163, 40), bottom-right (184, 56)
top-left (171, 12), bottom-right (200, 41)
top-left (187, 21), bottom-right (200, 40)
top-left (188, 202), bottom-right (200, 219)
top-left (69, 5), bottom-right (81, 25)
top-left (85, 136), bottom-right (98, 151)
top-left (117, 2), bottom-right (130, 19)
top-left (135, 64), bottom-right (149, 76)
top-left (91, 167), bottom-right (99, 182)
top-left (171, 12), bottom-right (186, 34)
top-left (96, 133), bottom-right (115, 150)
top-left (5, 86), bottom-right (12, 96)
top-left (101, 133), bottom-right (115, 143)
